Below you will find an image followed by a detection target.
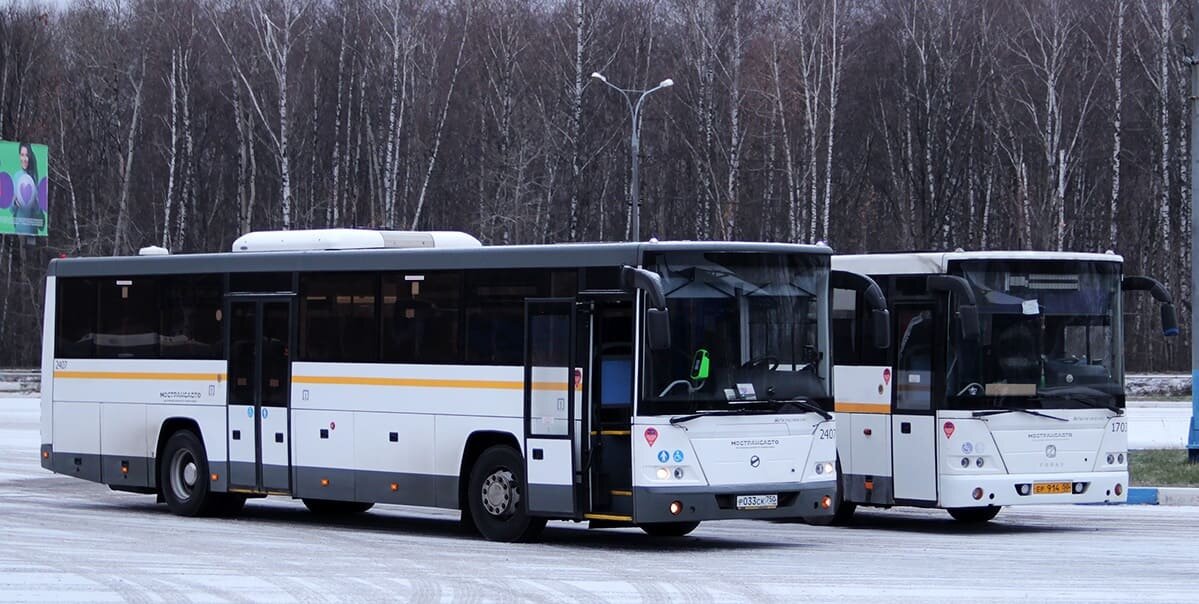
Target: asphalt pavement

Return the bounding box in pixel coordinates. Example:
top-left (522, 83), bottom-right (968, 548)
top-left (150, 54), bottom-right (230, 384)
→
top-left (2, 397), bottom-right (1196, 602)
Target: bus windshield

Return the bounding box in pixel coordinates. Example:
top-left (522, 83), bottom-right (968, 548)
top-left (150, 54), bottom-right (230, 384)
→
top-left (946, 260), bottom-right (1124, 411)
top-left (640, 251), bottom-right (830, 415)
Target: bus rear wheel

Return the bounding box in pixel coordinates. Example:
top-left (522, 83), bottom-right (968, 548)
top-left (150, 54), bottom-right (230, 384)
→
top-left (948, 506), bottom-right (1001, 523)
top-left (639, 521), bottom-right (700, 537)
top-left (160, 430), bottom-right (229, 517)
top-left (302, 499), bottom-right (374, 515)
top-left (467, 445), bottom-right (546, 542)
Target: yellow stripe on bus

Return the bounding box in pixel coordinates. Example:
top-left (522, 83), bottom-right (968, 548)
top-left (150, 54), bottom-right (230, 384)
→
top-left (55, 371), bottom-right (226, 381)
top-left (834, 401), bottom-right (892, 414)
top-left (292, 375), bottom-right (580, 391)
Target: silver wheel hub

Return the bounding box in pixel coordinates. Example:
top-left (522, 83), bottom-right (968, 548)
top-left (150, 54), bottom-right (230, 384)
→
top-left (481, 469), bottom-right (518, 517)
top-left (169, 449), bottom-right (196, 502)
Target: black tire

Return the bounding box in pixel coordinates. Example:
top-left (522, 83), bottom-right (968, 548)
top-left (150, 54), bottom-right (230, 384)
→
top-left (639, 521), bottom-right (700, 537)
top-left (302, 499), bottom-right (375, 515)
top-left (948, 506), bottom-right (1001, 523)
top-left (466, 445), bottom-right (546, 542)
top-left (160, 430), bottom-right (221, 517)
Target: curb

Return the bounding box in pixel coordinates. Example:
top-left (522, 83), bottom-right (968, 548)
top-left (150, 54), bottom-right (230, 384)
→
top-left (1126, 487), bottom-right (1199, 506)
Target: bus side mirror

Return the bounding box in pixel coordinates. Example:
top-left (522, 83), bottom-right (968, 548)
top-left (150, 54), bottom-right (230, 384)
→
top-left (927, 275), bottom-right (980, 341)
top-left (871, 309), bottom-right (891, 349)
top-left (646, 308), bottom-right (672, 350)
top-left (1162, 303), bottom-right (1179, 337)
top-left (959, 305), bottom-right (980, 340)
top-left (1122, 276), bottom-right (1178, 337)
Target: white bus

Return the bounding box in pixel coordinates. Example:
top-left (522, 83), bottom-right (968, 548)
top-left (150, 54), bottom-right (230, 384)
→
top-left (828, 251), bottom-right (1177, 523)
top-left (39, 230), bottom-right (877, 541)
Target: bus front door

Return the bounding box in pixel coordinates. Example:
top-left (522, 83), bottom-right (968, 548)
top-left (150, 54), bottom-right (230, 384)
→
top-left (523, 298), bottom-right (589, 518)
top-left (226, 297), bottom-right (294, 494)
top-left (891, 303), bottom-right (939, 503)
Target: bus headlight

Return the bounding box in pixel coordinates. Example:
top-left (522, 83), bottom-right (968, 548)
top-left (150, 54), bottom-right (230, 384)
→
top-left (1106, 454), bottom-right (1115, 465)
top-left (1117, 453), bottom-right (1125, 464)
top-left (673, 467), bottom-right (685, 479)
top-left (656, 467), bottom-right (669, 480)
top-left (814, 462), bottom-right (834, 475)
top-left (961, 457), bottom-right (970, 468)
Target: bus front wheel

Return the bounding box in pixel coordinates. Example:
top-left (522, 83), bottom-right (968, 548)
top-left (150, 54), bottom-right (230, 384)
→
top-left (467, 445), bottom-right (546, 542)
top-left (639, 521), bottom-right (700, 537)
top-left (948, 506), bottom-right (1001, 523)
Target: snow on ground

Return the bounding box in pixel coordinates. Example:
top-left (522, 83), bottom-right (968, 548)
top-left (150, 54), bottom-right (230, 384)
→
top-left (1, 396), bottom-right (1197, 601)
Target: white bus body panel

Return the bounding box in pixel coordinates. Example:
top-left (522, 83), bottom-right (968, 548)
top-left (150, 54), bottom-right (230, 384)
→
top-left (40, 276), bottom-right (55, 448)
top-left (630, 415), bottom-right (834, 488)
top-left (891, 415), bottom-right (936, 500)
top-left (833, 365), bottom-right (893, 479)
top-left (936, 410), bottom-right (1128, 507)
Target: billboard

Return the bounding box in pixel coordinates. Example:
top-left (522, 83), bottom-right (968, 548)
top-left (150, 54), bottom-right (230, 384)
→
top-left (0, 141), bottom-right (49, 237)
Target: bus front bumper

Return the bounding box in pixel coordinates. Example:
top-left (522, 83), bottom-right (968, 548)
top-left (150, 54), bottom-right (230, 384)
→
top-left (939, 471), bottom-right (1129, 508)
top-left (632, 480), bottom-right (837, 524)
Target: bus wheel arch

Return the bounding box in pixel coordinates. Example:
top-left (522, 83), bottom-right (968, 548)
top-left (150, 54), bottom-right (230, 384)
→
top-left (156, 420), bottom-right (242, 518)
top-left (457, 431), bottom-right (521, 518)
top-left (464, 443), bottom-right (546, 542)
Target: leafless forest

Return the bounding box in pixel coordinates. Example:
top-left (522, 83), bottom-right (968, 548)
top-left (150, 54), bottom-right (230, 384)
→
top-left (0, 0), bottom-right (1192, 370)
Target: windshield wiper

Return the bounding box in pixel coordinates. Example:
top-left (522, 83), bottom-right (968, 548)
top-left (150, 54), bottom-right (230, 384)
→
top-left (770, 398), bottom-right (833, 421)
top-left (973, 407), bottom-right (1068, 422)
top-left (669, 399), bottom-right (832, 425)
top-left (669, 407), bottom-right (772, 425)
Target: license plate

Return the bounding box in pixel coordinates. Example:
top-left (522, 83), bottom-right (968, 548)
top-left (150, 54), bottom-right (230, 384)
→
top-left (1033, 481), bottom-right (1072, 495)
top-left (735, 494), bottom-right (778, 510)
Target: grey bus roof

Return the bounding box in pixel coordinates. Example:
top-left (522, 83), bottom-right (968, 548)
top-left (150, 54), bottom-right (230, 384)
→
top-left (49, 240), bottom-right (832, 278)
top-left (832, 250), bottom-right (1123, 276)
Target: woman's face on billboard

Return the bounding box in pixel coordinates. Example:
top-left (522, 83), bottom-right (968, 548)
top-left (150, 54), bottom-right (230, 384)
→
top-left (19, 145), bottom-right (29, 171)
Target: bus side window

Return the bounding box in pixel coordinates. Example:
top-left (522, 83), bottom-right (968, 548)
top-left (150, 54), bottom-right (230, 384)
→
top-left (382, 271), bottom-right (463, 364)
top-left (57, 278), bottom-right (98, 359)
top-left (96, 277), bottom-right (161, 359)
top-left (159, 275), bottom-right (223, 360)
top-left (299, 272), bottom-right (378, 363)
top-left (832, 288), bottom-right (858, 365)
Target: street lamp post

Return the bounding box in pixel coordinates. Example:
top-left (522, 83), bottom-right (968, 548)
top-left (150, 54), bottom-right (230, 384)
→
top-left (591, 72), bottom-right (673, 242)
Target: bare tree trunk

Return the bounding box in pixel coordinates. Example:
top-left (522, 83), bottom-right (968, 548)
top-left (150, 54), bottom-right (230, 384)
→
top-left (113, 57), bottom-right (146, 256)
top-left (821, 0), bottom-right (843, 242)
top-left (411, 6), bottom-right (472, 230)
top-left (1109, 0), bottom-right (1124, 250)
top-left (162, 49), bottom-right (179, 249)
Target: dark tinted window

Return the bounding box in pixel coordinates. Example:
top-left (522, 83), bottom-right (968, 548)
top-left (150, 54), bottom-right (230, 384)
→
top-left (96, 277), bottom-right (160, 359)
top-left (300, 273), bottom-right (378, 362)
top-left (465, 270), bottom-right (544, 365)
top-left (56, 278), bottom-right (98, 358)
top-left (228, 302), bottom-right (256, 403)
top-left (382, 271), bottom-right (462, 363)
top-left (230, 272), bottom-right (293, 293)
top-left (160, 275), bottom-right (223, 359)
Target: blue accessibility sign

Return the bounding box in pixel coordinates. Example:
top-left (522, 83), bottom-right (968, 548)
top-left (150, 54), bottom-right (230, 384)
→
top-left (657, 450), bottom-right (670, 463)
top-left (673, 449), bottom-right (685, 463)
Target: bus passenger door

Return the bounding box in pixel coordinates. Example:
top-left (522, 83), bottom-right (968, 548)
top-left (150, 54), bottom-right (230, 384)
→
top-left (523, 298), bottom-right (583, 517)
top-left (226, 297), bottom-right (294, 494)
top-left (891, 303), bottom-right (938, 503)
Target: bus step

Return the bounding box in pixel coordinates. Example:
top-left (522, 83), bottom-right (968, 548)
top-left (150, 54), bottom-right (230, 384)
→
top-left (585, 513), bottom-right (634, 529)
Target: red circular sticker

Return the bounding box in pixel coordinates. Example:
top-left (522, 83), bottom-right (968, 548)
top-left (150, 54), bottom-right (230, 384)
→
top-left (644, 427), bottom-right (659, 446)
top-left (330, 421), bottom-right (336, 431)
